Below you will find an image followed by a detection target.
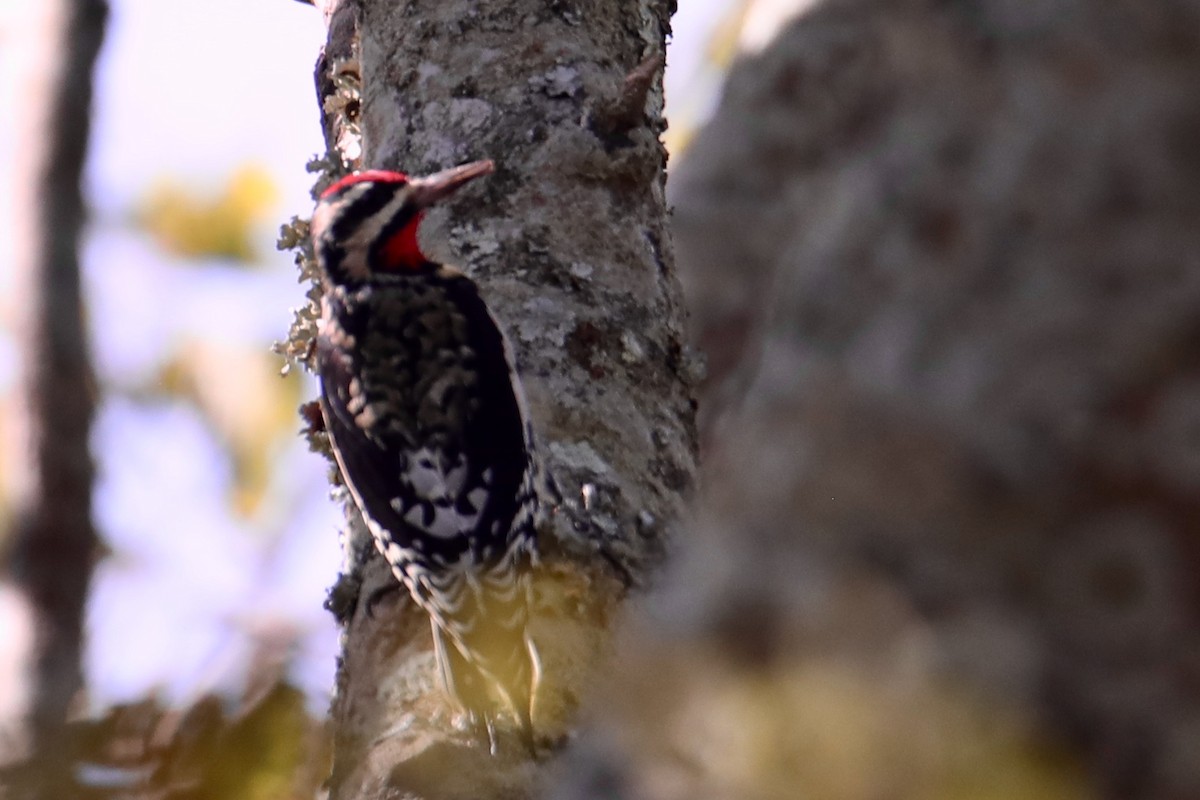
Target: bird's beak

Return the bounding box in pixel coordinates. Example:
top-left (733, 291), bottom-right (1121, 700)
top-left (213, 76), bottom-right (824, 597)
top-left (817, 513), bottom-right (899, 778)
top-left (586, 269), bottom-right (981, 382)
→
top-left (408, 160), bottom-right (495, 207)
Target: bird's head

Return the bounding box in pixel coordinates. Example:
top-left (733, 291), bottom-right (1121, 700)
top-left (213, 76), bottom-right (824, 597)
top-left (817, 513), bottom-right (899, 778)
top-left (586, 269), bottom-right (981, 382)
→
top-left (311, 159), bottom-right (495, 285)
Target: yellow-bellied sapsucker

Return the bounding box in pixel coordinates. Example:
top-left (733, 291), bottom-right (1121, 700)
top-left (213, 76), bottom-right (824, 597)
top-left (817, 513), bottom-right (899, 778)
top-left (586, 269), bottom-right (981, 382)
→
top-left (310, 160), bottom-right (550, 753)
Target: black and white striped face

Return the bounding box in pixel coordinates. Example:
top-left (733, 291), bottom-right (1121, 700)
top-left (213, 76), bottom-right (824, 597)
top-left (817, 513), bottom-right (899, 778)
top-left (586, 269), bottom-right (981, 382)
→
top-left (311, 161), bottom-right (495, 286)
top-left (312, 170), bottom-right (419, 285)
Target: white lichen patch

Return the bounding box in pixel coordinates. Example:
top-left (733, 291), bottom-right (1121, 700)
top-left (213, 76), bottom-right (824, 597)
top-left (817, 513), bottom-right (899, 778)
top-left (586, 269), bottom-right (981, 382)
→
top-left (529, 64), bottom-right (582, 99)
top-left (411, 116), bottom-right (462, 169)
top-left (548, 440), bottom-right (613, 476)
top-left (306, 153), bottom-right (348, 198)
top-left (620, 331), bottom-right (645, 364)
top-left (447, 224), bottom-right (500, 257)
top-left (513, 296), bottom-right (571, 347)
top-left (415, 61), bottom-right (443, 83)
top-left (274, 216), bottom-right (322, 375)
top-left (446, 97), bottom-right (494, 135)
top-left (277, 50), bottom-right (359, 382)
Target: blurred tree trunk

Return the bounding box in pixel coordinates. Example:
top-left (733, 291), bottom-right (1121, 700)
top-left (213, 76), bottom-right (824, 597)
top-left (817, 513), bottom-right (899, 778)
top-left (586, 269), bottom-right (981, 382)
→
top-left (637, 0), bottom-right (1200, 798)
top-left (300, 2), bottom-right (695, 798)
top-left (5, 0), bottom-right (106, 793)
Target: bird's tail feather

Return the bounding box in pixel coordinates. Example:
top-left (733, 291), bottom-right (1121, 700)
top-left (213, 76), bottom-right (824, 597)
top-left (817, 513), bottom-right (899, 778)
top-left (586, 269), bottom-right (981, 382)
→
top-left (427, 570), bottom-right (539, 750)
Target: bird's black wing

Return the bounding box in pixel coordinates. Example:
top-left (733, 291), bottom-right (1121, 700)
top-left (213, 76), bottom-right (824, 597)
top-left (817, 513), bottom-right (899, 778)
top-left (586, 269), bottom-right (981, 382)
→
top-left (316, 279), bottom-right (529, 568)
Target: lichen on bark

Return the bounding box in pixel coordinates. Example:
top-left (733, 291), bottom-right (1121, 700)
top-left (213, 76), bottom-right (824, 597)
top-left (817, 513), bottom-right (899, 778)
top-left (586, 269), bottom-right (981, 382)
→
top-left (281, 1), bottom-right (694, 797)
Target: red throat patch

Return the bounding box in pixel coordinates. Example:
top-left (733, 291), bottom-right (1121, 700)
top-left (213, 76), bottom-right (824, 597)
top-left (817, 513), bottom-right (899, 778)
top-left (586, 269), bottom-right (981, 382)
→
top-left (380, 211), bottom-right (426, 270)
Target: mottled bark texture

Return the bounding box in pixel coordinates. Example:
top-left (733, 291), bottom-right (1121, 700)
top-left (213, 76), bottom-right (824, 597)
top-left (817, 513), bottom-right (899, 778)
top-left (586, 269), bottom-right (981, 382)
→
top-left (304, 2), bottom-right (694, 798)
top-left (4, 0), bottom-right (106, 791)
top-left (558, 0), bottom-right (1200, 798)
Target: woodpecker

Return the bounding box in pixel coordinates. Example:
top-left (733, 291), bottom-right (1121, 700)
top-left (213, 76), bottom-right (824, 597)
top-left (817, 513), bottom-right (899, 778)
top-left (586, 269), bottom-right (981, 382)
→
top-left (310, 160), bottom-right (548, 753)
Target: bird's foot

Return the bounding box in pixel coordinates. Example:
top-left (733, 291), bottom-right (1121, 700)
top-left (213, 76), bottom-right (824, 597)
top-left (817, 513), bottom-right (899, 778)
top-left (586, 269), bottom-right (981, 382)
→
top-left (460, 711), bottom-right (541, 759)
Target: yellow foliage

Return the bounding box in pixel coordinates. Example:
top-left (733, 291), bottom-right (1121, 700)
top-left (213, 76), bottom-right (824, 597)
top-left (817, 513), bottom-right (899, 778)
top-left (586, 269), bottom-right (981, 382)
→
top-left (137, 165), bottom-right (280, 263)
top-left (664, 125), bottom-right (697, 161)
top-left (707, 0), bottom-right (752, 68)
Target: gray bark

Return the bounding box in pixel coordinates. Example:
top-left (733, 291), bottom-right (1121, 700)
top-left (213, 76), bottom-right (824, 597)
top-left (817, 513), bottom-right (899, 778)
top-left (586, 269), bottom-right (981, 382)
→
top-left (621, 0), bottom-right (1200, 798)
top-left (297, 2), bottom-right (694, 797)
top-left (5, 0), bottom-right (106, 792)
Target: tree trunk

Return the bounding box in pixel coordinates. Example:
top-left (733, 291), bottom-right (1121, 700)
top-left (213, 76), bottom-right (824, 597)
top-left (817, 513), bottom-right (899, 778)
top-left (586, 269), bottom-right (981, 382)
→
top-left (296, 2), bottom-right (695, 798)
top-left (5, 0), bottom-right (106, 792)
top-left (659, 1), bottom-right (1200, 798)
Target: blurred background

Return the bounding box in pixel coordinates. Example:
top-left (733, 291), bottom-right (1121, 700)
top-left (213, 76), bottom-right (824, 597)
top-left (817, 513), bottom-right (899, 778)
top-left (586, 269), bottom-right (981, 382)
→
top-left (0, 0), bottom-right (340, 727)
top-left (3, 0), bottom-right (1199, 797)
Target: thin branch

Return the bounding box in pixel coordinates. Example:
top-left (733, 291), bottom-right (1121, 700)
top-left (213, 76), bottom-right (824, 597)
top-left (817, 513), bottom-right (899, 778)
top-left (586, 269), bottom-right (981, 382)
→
top-left (5, 0), bottom-right (107, 789)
